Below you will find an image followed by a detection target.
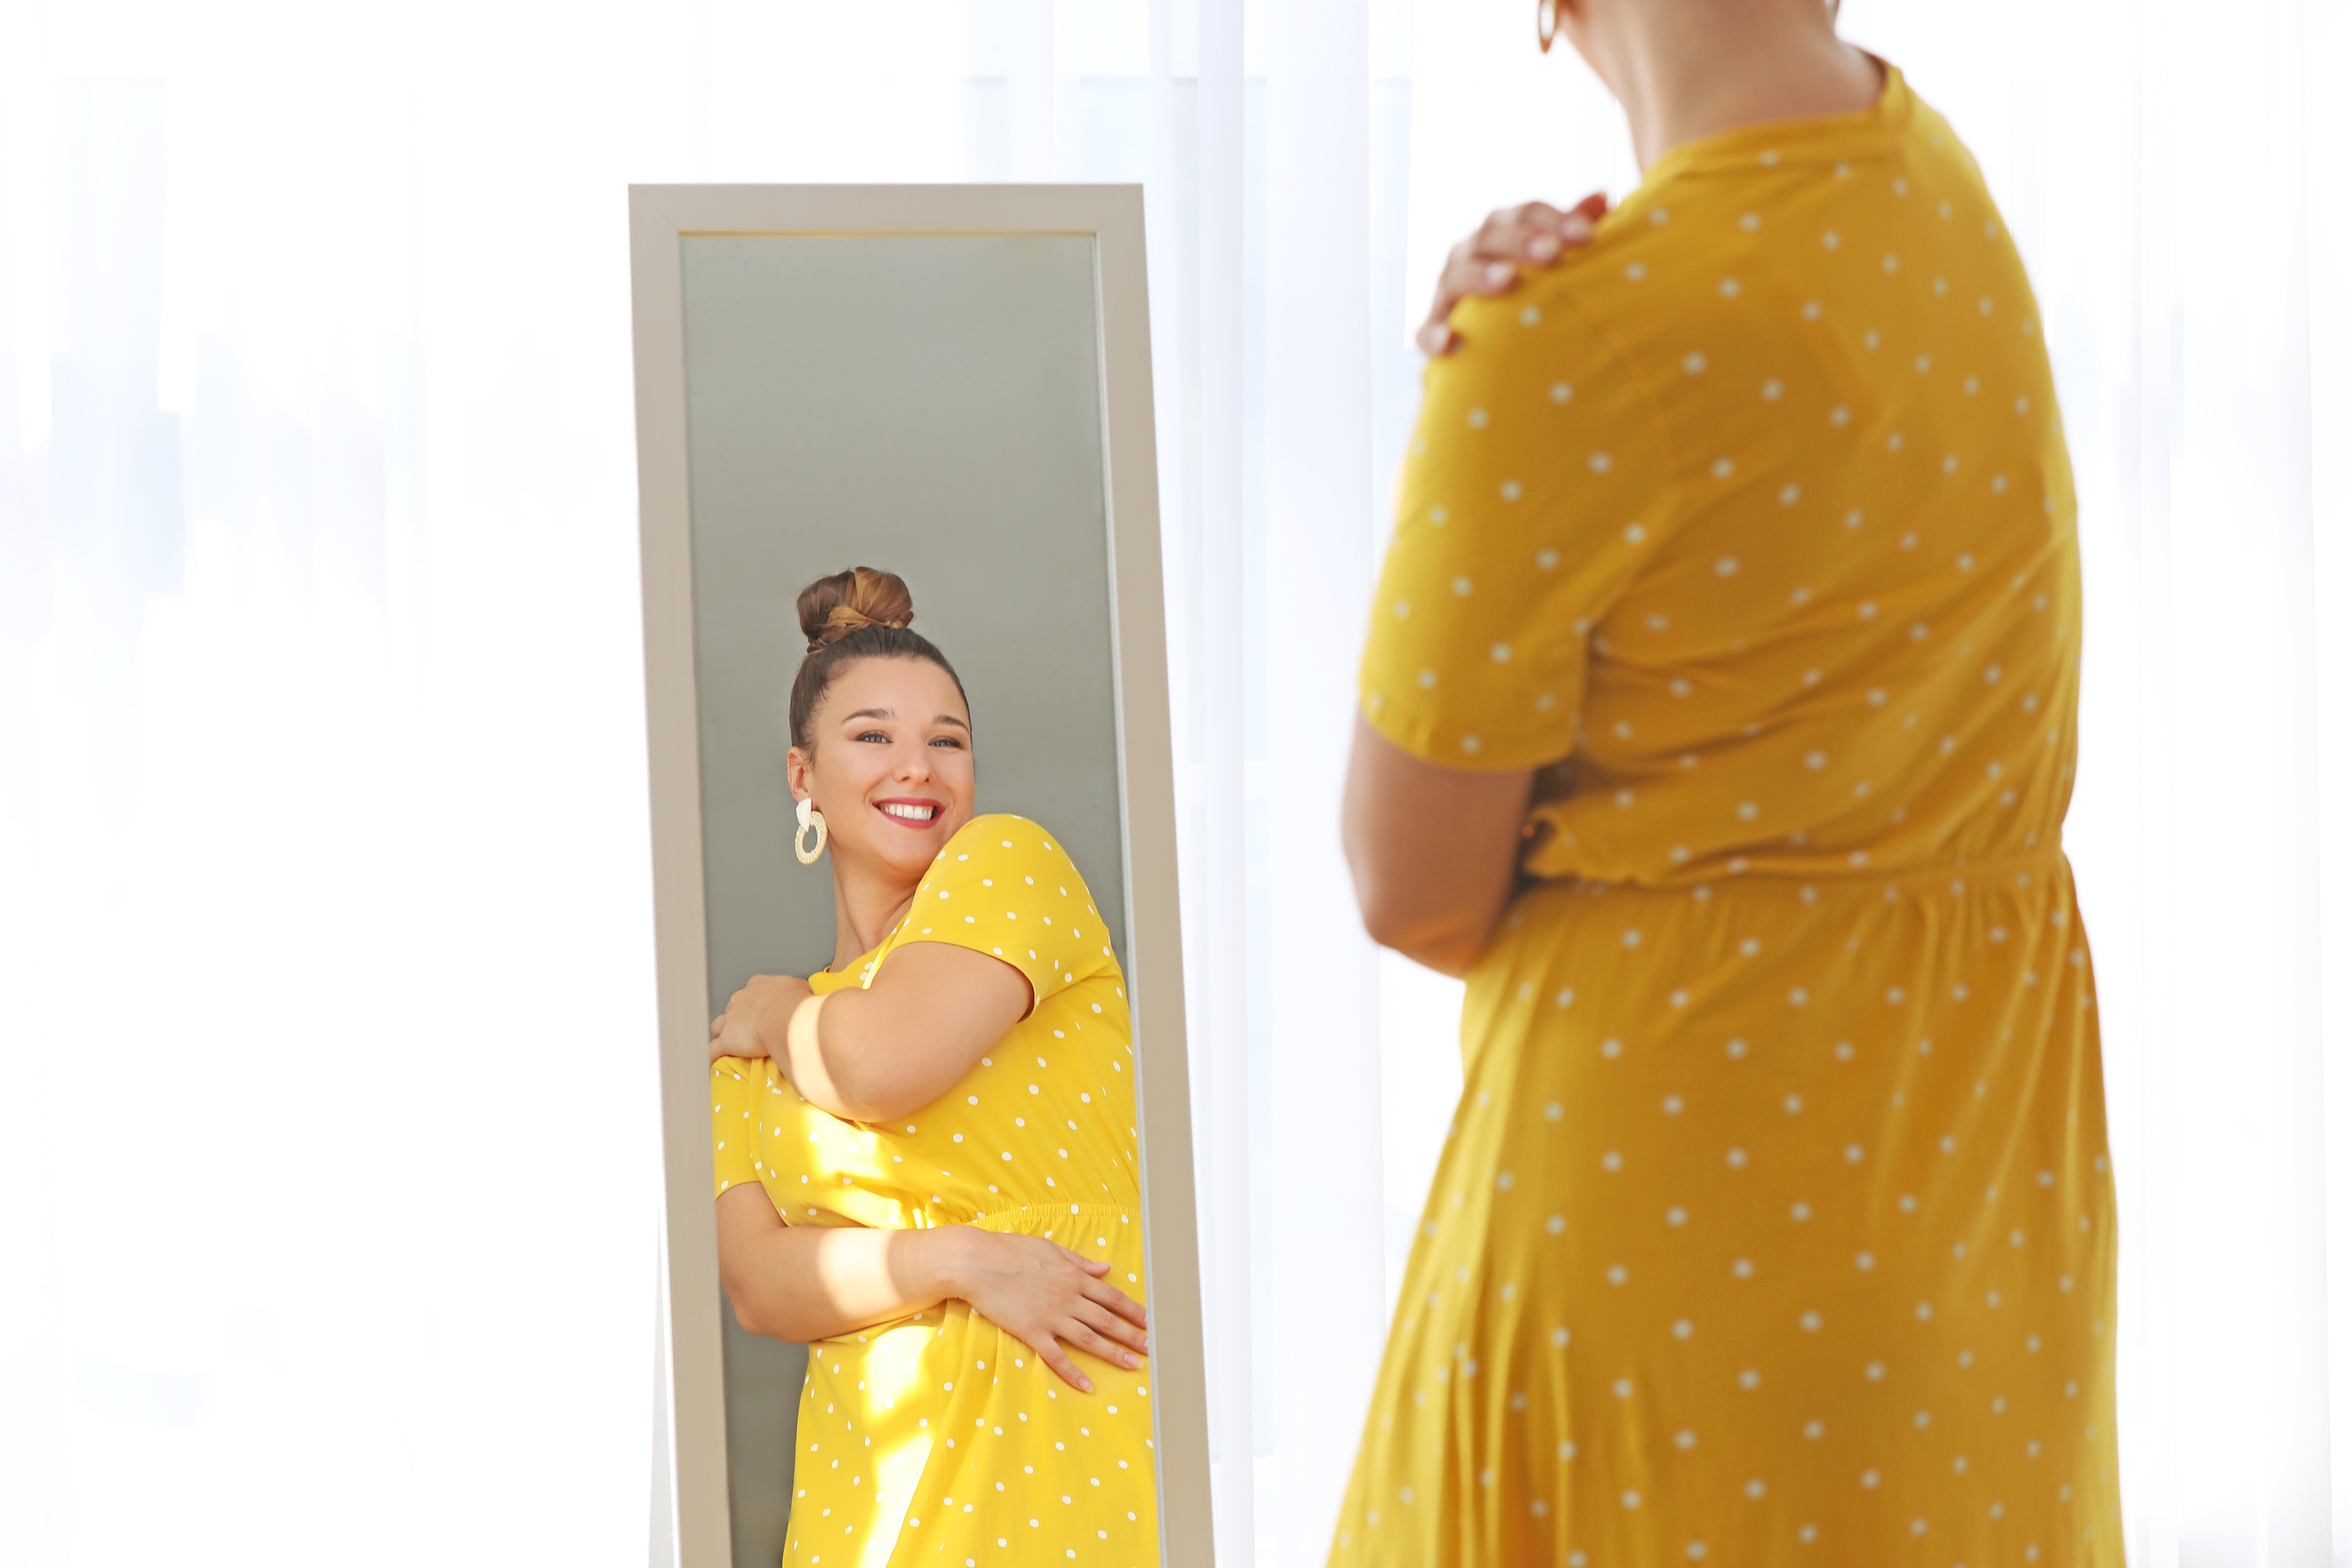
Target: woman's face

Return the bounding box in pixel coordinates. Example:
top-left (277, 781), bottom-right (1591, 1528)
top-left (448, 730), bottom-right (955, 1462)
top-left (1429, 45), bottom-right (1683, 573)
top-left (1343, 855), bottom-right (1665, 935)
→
top-left (789, 654), bottom-right (976, 886)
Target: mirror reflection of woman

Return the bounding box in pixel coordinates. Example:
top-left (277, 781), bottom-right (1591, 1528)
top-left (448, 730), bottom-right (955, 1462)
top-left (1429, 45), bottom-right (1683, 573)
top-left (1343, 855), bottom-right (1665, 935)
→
top-left (709, 567), bottom-right (1156, 1568)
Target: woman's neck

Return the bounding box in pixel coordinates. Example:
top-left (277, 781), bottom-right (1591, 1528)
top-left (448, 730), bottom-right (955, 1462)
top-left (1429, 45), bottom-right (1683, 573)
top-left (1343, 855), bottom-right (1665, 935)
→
top-left (1589, 0), bottom-right (1883, 172)
top-left (828, 863), bottom-right (919, 972)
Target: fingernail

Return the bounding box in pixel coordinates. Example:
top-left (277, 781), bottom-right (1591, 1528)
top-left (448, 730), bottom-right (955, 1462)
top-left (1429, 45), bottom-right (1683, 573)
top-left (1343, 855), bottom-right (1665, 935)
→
top-left (1124, 1354), bottom-right (1139, 1368)
top-left (1527, 234), bottom-right (1560, 260)
top-left (1079, 1378), bottom-right (1094, 1393)
top-left (1418, 326), bottom-right (1446, 355)
top-left (1484, 262), bottom-right (1515, 286)
top-left (1561, 214), bottom-right (1593, 240)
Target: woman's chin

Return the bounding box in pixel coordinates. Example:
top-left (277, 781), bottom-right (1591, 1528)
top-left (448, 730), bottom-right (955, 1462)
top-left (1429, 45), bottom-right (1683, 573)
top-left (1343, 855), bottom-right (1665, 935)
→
top-left (840, 826), bottom-right (949, 879)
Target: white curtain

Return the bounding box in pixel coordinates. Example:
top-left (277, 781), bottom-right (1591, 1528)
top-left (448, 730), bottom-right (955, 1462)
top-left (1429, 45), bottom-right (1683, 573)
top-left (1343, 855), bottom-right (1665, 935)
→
top-left (1, 4), bottom-right (2344, 1566)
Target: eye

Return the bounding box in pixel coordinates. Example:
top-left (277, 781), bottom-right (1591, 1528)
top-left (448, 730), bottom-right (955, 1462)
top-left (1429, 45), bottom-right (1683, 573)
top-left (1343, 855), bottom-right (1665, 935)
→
top-left (855, 729), bottom-right (890, 744)
top-left (930, 736), bottom-right (965, 749)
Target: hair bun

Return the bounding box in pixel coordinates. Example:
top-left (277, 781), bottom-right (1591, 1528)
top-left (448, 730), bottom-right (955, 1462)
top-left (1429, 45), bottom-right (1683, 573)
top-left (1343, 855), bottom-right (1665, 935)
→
top-left (797, 566), bottom-right (915, 652)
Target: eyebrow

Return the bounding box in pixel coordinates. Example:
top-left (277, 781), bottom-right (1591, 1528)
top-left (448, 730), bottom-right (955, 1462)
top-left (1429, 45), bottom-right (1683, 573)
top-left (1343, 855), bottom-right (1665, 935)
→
top-left (841, 707), bottom-right (970, 732)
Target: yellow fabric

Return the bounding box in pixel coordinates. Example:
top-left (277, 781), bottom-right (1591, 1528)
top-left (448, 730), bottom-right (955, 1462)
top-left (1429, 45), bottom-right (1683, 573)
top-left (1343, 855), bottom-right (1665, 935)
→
top-left (713, 814), bottom-right (1157, 1568)
top-left (1338, 66), bottom-right (2120, 1567)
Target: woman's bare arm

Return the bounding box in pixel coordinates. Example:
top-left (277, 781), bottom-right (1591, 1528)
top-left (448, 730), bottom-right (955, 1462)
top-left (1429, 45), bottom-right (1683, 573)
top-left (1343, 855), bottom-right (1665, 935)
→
top-left (1348, 196), bottom-right (1601, 959)
top-left (717, 1184), bottom-right (956, 1342)
top-left (716, 1185), bottom-right (1149, 1392)
top-left (745, 942), bottom-right (1030, 1124)
top-left (1341, 713), bottom-right (1536, 976)
top-left (792, 942), bottom-right (1030, 1123)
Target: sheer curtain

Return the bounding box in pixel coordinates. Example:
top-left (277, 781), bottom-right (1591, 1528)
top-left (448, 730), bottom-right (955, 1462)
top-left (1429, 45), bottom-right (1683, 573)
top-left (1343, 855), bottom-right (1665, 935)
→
top-left (1, 3), bottom-right (2345, 1566)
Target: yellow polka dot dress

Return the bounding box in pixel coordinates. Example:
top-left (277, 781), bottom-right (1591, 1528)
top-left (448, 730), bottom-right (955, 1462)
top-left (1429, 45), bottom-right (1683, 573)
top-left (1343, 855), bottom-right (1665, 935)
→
top-left (1334, 67), bottom-right (2120, 1567)
top-left (713, 814), bottom-right (1158, 1568)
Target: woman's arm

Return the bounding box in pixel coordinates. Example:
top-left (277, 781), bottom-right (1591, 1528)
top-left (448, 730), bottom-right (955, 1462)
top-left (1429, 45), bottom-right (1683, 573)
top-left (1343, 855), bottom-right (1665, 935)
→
top-left (1341, 713), bottom-right (1536, 977)
top-left (716, 1185), bottom-right (1148, 1393)
top-left (711, 942), bottom-right (1030, 1124)
top-left (789, 943), bottom-right (1029, 1123)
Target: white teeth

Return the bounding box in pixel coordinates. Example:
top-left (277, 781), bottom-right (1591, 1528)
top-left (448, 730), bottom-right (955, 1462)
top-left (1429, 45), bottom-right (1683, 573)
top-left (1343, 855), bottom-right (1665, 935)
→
top-left (882, 803), bottom-right (935, 821)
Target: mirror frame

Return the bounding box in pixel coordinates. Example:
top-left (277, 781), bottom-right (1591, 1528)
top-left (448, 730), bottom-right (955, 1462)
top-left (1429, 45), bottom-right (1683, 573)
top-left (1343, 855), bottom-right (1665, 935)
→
top-left (628, 184), bottom-right (1211, 1568)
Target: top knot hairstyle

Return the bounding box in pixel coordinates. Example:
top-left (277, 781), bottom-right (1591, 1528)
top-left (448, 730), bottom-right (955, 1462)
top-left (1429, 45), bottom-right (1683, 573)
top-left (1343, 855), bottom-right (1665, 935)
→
top-left (788, 567), bottom-right (970, 752)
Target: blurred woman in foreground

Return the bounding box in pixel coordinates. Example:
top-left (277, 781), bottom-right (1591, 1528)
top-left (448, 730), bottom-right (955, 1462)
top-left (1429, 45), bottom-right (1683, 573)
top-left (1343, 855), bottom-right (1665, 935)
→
top-left (1335, 0), bottom-right (2118, 1561)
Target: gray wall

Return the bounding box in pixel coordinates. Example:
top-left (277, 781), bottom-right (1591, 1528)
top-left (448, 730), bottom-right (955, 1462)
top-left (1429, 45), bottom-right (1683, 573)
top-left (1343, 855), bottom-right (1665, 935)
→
top-left (679, 233), bottom-right (1128, 1568)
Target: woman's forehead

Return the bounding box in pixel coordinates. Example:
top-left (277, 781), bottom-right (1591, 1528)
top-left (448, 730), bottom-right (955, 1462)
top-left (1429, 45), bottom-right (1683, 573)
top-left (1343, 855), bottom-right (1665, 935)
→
top-left (825, 655), bottom-right (969, 719)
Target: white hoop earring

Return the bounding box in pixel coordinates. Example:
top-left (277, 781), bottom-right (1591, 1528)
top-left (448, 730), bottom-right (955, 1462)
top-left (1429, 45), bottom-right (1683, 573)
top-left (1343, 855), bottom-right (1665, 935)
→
top-left (794, 796), bottom-right (829, 864)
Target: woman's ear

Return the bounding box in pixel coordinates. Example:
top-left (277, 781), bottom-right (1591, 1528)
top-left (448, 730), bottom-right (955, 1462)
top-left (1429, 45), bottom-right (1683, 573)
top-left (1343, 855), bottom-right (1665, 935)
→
top-left (786, 746), bottom-right (813, 803)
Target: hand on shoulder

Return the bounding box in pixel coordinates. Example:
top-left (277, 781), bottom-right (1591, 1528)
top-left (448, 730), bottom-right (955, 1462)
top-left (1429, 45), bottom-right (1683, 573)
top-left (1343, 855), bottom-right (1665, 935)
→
top-left (710, 972), bottom-right (816, 1064)
top-left (1419, 192), bottom-right (1609, 356)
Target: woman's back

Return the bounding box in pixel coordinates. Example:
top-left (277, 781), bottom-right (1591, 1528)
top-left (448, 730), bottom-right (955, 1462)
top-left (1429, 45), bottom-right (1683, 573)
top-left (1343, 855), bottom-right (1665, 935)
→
top-left (1335, 66), bottom-right (2120, 1568)
top-left (1364, 66), bottom-right (2079, 886)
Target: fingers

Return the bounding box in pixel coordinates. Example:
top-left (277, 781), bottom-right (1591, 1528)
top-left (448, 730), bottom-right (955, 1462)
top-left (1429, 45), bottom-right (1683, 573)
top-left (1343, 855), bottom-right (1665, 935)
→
top-left (1072, 1299), bottom-right (1149, 1361)
top-left (1063, 1312), bottom-right (1144, 1370)
top-left (1420, 241), bottom-right (1516, 355)
top-left (1487, 200), bottom-right (1570, 262)
top-left (1480, 199), bottom-right (1598, 265)
top-left (1082, 1277), bottom-right (1150, 1330)
top-left (1419, 197), bottom-right (1608, 357)
top-left (1033, 1335), bottom-right (1095, 1395)
top-left (1503, 199), bottom-right (1569, 231)
top-left (1418, 259), bottom-right (1517, 355)
top-left (1051, 1242), bottom-right (1114, 1278)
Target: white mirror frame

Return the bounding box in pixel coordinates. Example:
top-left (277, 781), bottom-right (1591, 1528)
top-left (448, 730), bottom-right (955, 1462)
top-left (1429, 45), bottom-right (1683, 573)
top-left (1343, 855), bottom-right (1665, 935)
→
top-left (628, 184), bottom-right (1213, 1568)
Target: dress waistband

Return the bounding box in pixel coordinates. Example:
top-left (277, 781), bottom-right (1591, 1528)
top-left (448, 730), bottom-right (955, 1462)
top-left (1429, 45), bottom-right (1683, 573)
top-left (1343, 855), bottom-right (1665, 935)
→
top-left (973, 1201), bottom-right (1140, 1232)
top-left (1571, 844), bottom-right (2069, 899)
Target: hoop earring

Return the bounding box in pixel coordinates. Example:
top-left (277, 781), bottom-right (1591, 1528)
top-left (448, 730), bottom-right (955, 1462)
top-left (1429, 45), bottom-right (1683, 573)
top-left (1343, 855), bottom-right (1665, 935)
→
top-left (1536, 0), bottom-right (1561, 52)
top-left (794, 796), bottom-right (829, 865)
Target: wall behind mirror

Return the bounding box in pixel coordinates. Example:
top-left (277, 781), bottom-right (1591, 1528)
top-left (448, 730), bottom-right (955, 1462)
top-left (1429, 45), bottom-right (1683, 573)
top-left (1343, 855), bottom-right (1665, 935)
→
top-left (679, 231), bottom-right (1130, 1568)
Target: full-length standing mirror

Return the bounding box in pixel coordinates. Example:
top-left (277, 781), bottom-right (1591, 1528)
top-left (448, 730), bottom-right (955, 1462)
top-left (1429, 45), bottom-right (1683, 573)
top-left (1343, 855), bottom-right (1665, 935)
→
top-left (630, 186), bottom-right (1210, 1568)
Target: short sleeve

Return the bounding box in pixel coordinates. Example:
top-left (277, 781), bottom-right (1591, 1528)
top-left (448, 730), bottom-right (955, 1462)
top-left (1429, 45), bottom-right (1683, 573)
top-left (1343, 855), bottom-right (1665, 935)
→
top-left (887, 816), bottom-right (1111, 1008)
top-left (1360, 282), bottom-right (1676, 771)
top-left (711, 1058), bottom-right (761, 1198)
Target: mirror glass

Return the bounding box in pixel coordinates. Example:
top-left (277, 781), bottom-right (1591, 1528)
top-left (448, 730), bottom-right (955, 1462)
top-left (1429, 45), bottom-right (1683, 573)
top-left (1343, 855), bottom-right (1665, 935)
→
top-left (679, 231), bottom-right (1142, 1568)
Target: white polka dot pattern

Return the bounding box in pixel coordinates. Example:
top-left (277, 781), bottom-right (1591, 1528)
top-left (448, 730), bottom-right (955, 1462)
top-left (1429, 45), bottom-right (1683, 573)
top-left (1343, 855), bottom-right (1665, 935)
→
top-left (712, 814), bottom-right (1153, 1566)
top-left (1332, 66), bottom-right (2120, 1568)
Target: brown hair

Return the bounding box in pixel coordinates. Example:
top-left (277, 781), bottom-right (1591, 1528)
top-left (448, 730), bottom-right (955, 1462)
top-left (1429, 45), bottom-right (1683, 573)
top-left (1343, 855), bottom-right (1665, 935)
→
top-left (788, 567), bottom-right (970, 752)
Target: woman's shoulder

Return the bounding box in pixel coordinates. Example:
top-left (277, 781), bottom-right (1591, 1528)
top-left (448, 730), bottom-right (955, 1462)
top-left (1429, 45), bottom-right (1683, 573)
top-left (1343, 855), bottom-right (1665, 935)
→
top-left (942, 813), bottom-right (1075, 864)
top-left (923, 814), bottom-right (1095, 897)
top-left (900, 815), bottom-right (1117, 987)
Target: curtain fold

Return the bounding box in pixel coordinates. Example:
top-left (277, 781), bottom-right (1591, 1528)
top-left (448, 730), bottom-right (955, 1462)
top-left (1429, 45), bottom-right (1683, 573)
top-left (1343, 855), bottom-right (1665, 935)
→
top-left (0, 4), bottom-right (2344, 1564)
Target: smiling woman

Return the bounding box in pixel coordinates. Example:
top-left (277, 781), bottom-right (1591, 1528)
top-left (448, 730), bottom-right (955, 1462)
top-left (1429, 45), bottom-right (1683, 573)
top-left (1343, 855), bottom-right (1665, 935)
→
top-left (704, 566), bottom-right (1159, 1568)
top-left (632, 191), bottom-right (1206, 1568)
top-left (782, 567), bottom-right (979, 893)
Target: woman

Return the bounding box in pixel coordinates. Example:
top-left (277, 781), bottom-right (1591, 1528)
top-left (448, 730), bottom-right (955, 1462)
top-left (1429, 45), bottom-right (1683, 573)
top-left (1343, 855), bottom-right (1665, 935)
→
top-left (1334, 0), bottom-right (2118, 1564)
top-left (708, 567), bottom-right (1157, 1568)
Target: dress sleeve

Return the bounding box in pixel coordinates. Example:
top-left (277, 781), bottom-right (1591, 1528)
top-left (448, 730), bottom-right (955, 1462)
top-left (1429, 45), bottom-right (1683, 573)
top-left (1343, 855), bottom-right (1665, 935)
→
top-left (711, 1058), bottom-right (762, 1198)
top-left (888, 817), bottom-right (1112, 1009)
top-left (1359, 283), bottom-right (1677, 771)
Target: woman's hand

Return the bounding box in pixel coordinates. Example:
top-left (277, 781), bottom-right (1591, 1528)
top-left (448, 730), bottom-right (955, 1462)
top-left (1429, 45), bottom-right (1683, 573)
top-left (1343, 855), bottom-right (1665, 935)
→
top-left (710, 974), bottom-right (814, 1064)
top-left (1418, 192), bottom-right (1610, 356)
top-left (938, 1228), bottom-right (1150, 1396)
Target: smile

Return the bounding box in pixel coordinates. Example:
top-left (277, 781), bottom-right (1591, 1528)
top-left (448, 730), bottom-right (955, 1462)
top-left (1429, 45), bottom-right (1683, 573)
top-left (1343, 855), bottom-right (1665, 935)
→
top-left (878, 801), bottom-right (941, 823)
